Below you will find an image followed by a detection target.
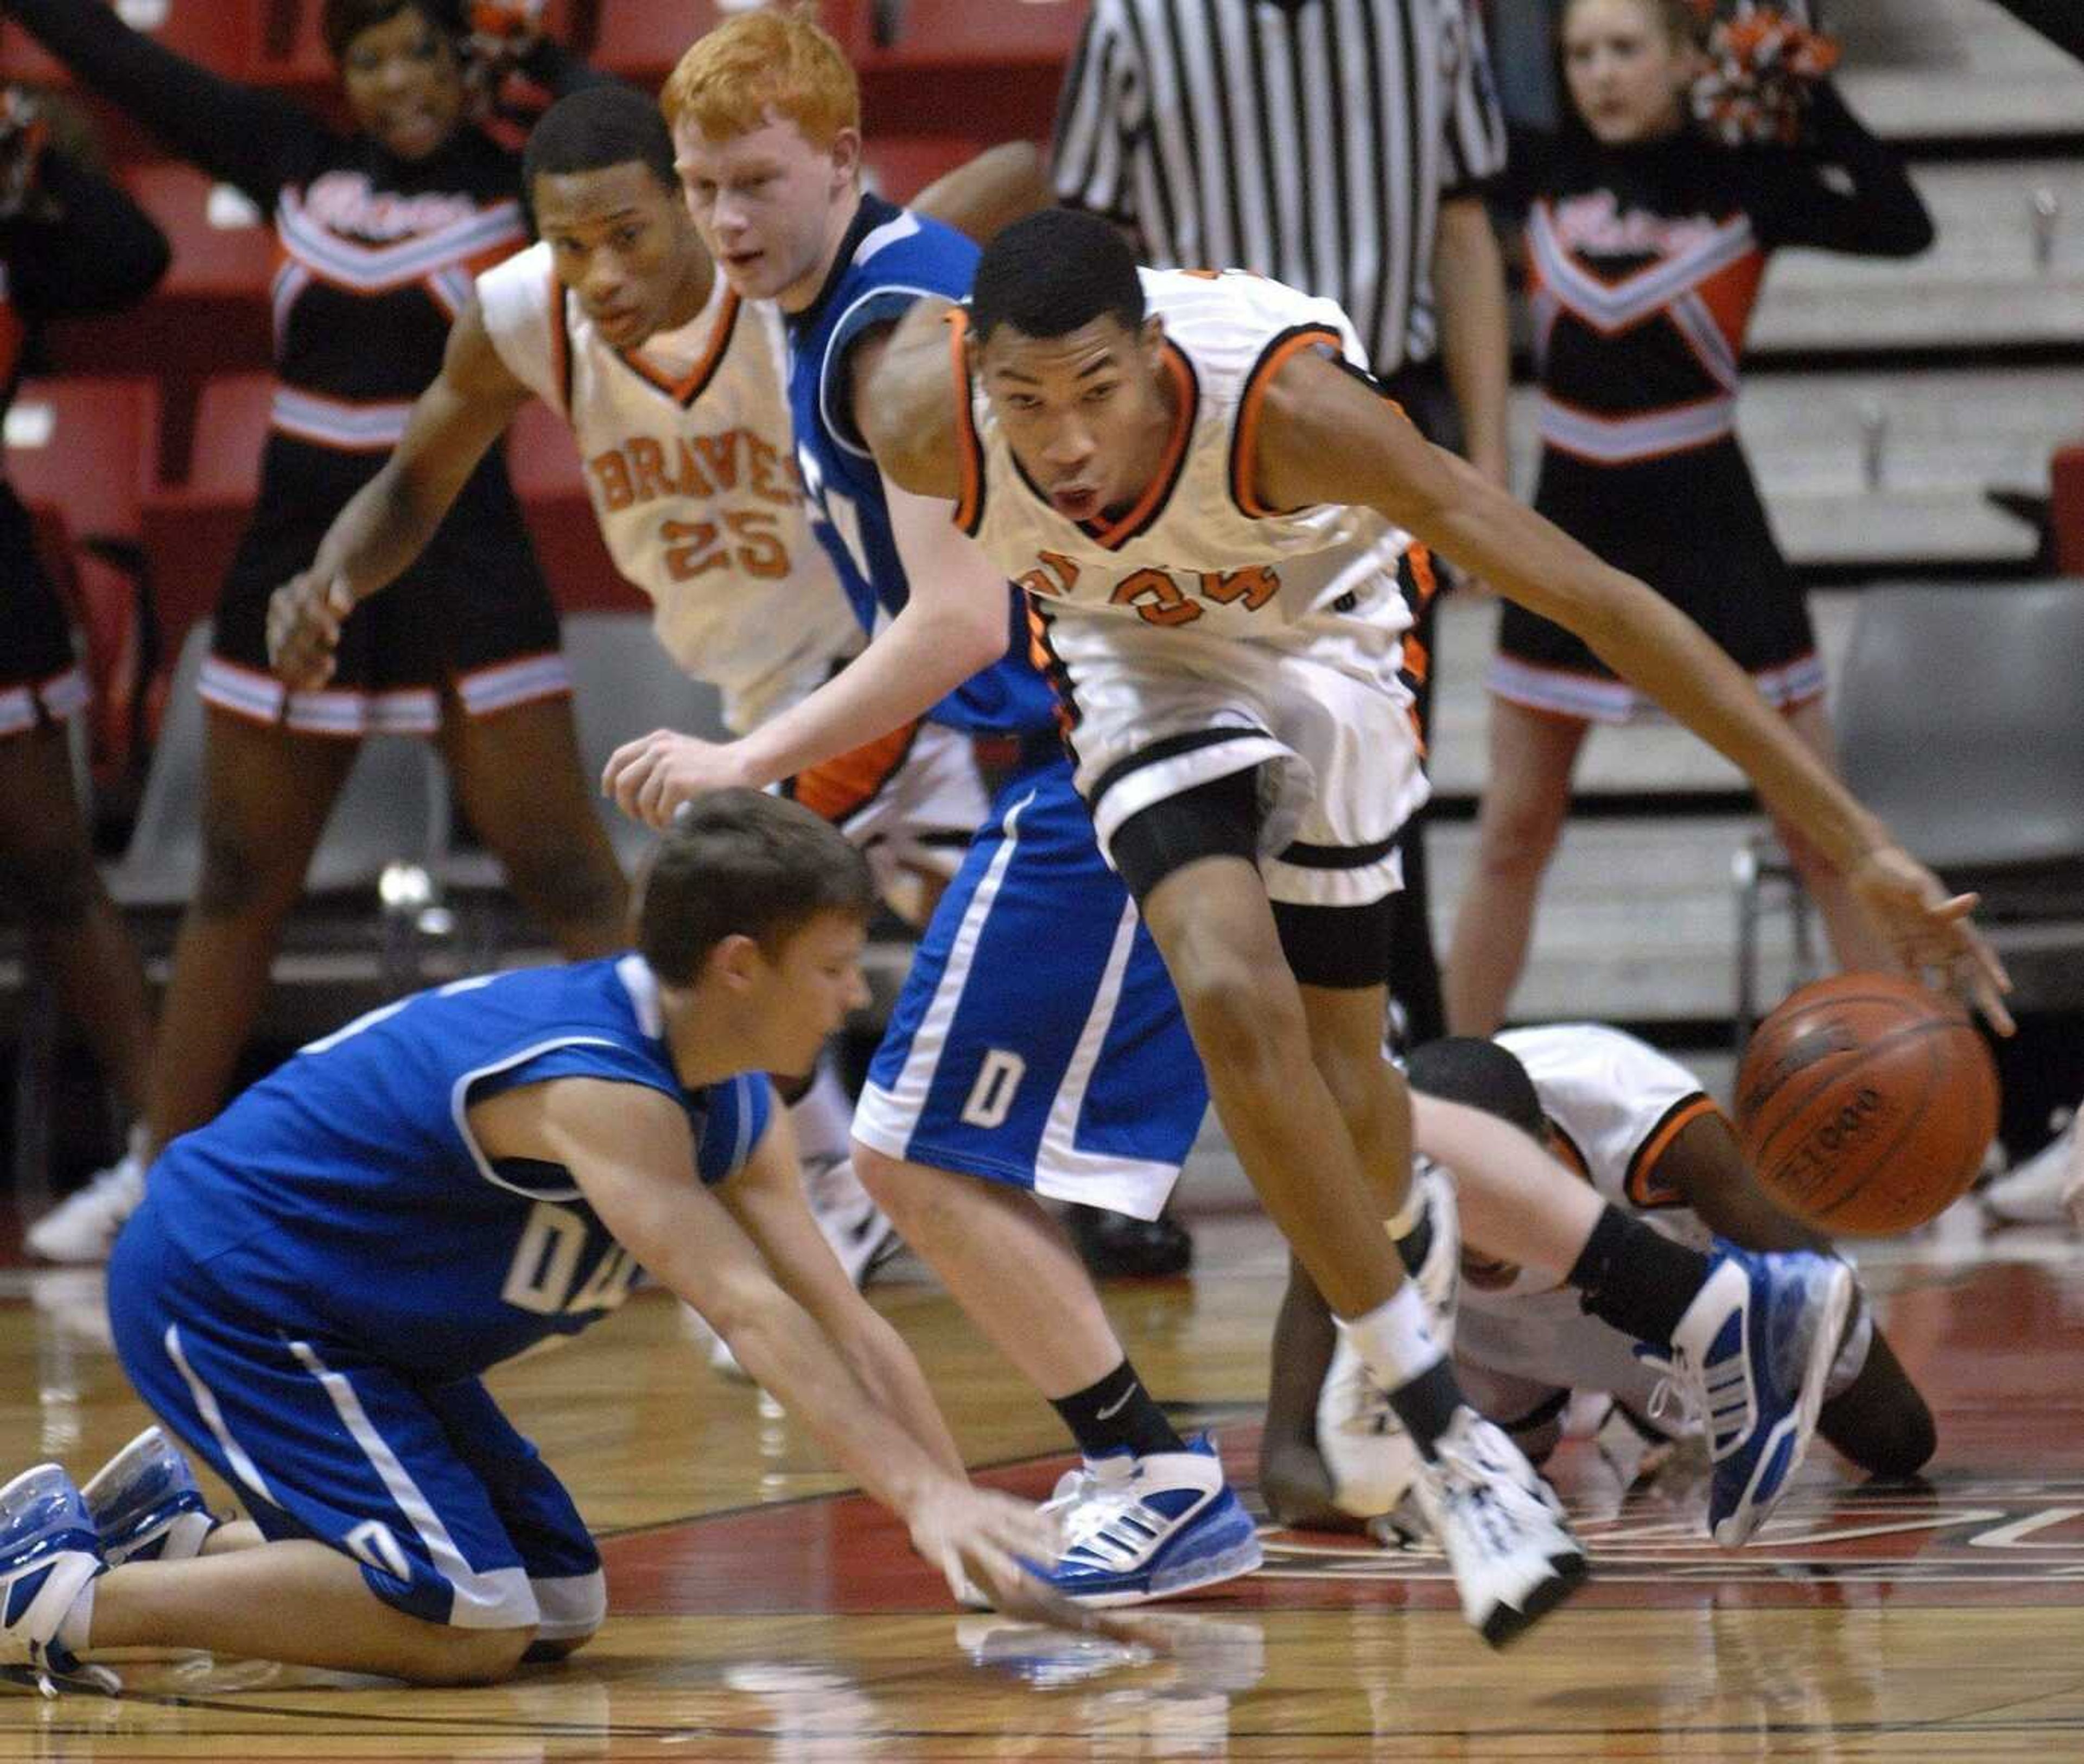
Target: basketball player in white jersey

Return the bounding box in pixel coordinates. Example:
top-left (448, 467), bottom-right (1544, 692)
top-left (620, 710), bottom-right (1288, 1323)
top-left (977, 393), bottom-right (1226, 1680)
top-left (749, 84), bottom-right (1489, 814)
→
top-left (615, 206), bottom-right (2006, 1640)
top-left (268, 86), bottom-right (1006, 1291)
top-left (1264, 1028), bottom-right (1939, 1537)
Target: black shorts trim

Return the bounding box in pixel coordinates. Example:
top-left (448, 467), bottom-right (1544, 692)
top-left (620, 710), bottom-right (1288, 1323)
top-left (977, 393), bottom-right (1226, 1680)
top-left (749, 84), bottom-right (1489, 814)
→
top-left (1500, 1387), bottom-right (1573, 1439)
top-left (1276, 828), bottom-right (1405, 871)
top-left (1087, 726), bottom-right (1269, 818)
top-left (1271, 894), bottom-right (1397, 990)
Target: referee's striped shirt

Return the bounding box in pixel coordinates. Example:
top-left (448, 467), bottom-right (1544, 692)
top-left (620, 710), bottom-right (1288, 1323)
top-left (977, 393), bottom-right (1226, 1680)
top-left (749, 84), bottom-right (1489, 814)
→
top-left (1051, 0), bottom-right (1509, 377)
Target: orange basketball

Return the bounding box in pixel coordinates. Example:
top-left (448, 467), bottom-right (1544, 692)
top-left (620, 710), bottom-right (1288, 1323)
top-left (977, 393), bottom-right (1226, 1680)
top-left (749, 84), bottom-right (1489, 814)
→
top-left (1735, 972), bottom-right (2000, 1236)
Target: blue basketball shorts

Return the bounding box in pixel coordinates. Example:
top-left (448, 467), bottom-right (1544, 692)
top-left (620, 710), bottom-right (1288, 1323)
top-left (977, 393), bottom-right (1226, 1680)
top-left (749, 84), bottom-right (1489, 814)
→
top-left (852, 752), bottom-right (1207, 1220)
top-left (106, 1200), bottom-right (605, 1638)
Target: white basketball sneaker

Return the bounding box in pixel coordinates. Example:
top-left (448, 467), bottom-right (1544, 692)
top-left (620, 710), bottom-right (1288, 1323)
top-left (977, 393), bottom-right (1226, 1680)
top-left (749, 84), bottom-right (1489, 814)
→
top-left (81, 1427), bottom-right (216, 1566)
top-left (0, 1464), bottom-right (117, 1697)
top-left (1981, 1114), bottom-right (2080, 1230)
top-left (1033, 1433), bottom-right (1263, 1607)
top-left (1409, 1407), bottom-right (1588, 1647)
top-left (801, 1151), bottom-right (900, 1289)
top-left (26, 1132), bottom-right (149, 1265)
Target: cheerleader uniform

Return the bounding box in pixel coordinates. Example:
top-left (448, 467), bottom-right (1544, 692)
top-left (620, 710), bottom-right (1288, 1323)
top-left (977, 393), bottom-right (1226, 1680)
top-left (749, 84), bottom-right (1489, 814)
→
top-left (0, 149), bottom-right (169, 738)
top-left (1493, 85), bottom-right (1932, 722)
top-left (8, 0), bottom-right (603, 737)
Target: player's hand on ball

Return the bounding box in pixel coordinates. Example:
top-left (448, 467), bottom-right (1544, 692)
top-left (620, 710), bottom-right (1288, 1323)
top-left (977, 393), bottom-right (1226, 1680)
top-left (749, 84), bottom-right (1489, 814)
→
top-left (1848, 843), bottom-right (2013, 1035)
top-left (908, 1483), bottom-right (1169, 1649)
top-left (602, 729), bottom-right (751, 829)
top-left (266, 570), bottom-right (356, 689)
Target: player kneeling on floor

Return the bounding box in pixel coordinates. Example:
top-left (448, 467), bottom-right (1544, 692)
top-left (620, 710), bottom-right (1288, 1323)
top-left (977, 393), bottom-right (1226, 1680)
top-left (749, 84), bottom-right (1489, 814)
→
top-left (0, 792), bottom-right (1115, 1698)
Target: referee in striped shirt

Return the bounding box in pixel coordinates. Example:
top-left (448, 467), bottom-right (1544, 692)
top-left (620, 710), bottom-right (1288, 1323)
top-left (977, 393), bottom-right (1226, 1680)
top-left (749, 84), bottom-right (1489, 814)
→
top-left (1051, 0), bottom-right (1514, 1050)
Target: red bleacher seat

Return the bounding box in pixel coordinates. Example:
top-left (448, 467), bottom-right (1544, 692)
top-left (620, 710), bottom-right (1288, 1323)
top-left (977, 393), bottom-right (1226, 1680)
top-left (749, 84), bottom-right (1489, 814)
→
top-left (586, 1), bottom-right (868, 86)
top-left (855, 2), bottom-right (1078, 139)
top-left (2053, 443), bottom-right (2084, 576)
top-left (0, 0), bottom-right (275, 88)
top-left (4, 377), bottom-right (156, 542)
top-left (124, 163), bottom-right (274, 310)
top-left (46, 164), bottom-right (278, 401)
top-left (863, 0), bottom-right (1086, 68)
top-left (506, 396), bottom-right (642, 614)
top-left (8, 378), bottom-right (163, 770)
top-left (138, 371), bottom-right (271, 656)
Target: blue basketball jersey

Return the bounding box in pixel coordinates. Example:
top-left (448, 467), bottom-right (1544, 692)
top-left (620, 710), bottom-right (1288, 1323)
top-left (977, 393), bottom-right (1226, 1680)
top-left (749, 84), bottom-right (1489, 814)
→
top-left (146, 954), bottom-right (771, 1377)
top-left (786, 193), bottom-right (1058, 738)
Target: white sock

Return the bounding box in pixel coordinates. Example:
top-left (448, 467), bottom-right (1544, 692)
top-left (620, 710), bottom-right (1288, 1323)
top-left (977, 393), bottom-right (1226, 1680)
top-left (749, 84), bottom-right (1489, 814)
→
top-left (1384, 1180), bottom-right (1426, 1242)
top-left (787, 1050), bottom-right (855, 1168)
top-left (1340, 1281), bottom-right (1446, 1391)
top-left (56, 1577), bottom-right (94, 1658)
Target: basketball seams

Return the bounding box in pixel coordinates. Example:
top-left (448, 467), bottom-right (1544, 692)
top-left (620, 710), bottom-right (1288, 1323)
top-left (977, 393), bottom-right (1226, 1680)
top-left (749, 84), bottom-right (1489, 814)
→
top-left (1739, 974), bottom-right (1996, 1237)
top-left (1741, 1010), bottom-right (1941, 1173)
top-left (1808, 1023), bottom-right (1958, 1231)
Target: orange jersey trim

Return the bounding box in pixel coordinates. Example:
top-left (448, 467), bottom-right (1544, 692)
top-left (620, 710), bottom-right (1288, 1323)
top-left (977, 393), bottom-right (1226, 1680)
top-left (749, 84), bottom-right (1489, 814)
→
top-left (784, 720), bottom-right (924, 825)
top-left (1230, 325), bottom-right (1342, 518)
top-left (1625, 1093), bottom-right (1721, 1210)
top-left (546, 260), bottom-right (571, 417)
top-left (946, 308), bottom-right (986, 536)
top-left (1080, 341), bottom-right (1197, 550)
top-left (618, 288), bottom-right (741, 408)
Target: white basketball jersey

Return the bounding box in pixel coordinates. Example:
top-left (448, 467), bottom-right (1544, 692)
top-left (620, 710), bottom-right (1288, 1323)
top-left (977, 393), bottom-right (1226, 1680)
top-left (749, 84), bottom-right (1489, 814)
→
top-left (478, 243), bottom-right (860, 733)
top-left (954, 268), bottom-right (1415, 645)
top-left (1460, 1024), bottom-right (1721, 1312)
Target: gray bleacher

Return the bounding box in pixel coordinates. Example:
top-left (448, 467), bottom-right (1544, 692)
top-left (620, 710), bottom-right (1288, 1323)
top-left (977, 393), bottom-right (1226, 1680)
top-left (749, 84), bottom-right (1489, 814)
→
top-left (1429, 0), bottom-right (2084, 1062)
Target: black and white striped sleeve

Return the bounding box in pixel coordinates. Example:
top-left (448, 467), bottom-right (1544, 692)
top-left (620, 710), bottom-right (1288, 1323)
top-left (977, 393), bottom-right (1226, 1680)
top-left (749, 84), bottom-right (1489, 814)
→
top-left (1439, 0), bottom-right (1509, 196)
top-left (1051, 0), bottom-right (1147, 226)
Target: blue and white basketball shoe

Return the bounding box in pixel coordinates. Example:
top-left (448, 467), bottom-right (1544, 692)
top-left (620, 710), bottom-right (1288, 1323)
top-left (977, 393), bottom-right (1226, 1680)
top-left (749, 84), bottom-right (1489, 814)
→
top-left (0, 1464), bottom-right (115, 1697)
top-left (1035, 1433), bottom-right (1262, 1607)
top-left (82, 1427), bottom-right (215, 1566)
top-left (1649, 1242), bottom-right (1855, 1547)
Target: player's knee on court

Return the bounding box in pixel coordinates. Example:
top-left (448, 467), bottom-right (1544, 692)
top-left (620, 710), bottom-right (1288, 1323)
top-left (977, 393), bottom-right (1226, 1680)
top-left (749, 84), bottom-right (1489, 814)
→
top-left (520, 1568), bottom-right (607, 1661)
top-left (0, 839), bottom-right (96, 930)
top-left (416, 1621), bottom-right (539, 1686)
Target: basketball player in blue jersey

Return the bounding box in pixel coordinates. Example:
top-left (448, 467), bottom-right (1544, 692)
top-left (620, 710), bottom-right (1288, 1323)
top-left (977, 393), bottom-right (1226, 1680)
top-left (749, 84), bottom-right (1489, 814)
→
top-left (604, 10), bottom-right (1257, 1613)
top-left (0, 792), bottom-right (1107, 1696)
top-left (615, 165), bottom-right (2009, 1638)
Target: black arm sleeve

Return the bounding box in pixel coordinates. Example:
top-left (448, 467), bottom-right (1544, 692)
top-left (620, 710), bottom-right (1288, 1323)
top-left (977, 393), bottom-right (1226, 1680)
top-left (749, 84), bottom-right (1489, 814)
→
top-left (2, 150), bottom-right (170, 318)
top-left (4, 0), bottom-right (323, 208)
top-left (1748, 81), bottom-right (1934, 259)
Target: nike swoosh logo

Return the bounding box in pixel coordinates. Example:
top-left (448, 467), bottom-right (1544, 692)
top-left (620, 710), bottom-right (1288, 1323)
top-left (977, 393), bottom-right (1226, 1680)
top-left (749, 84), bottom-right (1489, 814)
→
top-left (1095, 1384), bottom-right (1140, 1420)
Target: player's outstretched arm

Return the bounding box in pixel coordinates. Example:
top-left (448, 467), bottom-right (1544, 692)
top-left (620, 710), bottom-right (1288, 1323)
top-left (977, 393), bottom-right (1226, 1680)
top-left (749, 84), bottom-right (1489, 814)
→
top-left (602, 323), bottom-right (1011, 828)
top-left (1251, 350), bottom-right (2013, 1033)
top-left (267, 297), bottom-right (533, 690)
top-left (715, 1099), bottom-right (967, 1480)
top-left (468, 1075), bottom-right (1122, 1629)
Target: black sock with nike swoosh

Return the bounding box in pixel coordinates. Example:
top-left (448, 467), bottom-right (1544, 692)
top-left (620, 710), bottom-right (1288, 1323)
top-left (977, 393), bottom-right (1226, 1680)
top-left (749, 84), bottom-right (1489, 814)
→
top-left (1051, 1358), bottom-right (1187, 1460)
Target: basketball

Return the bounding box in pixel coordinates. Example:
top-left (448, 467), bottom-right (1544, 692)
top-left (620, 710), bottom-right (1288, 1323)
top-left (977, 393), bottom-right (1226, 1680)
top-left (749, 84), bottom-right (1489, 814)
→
top-left (1736, 972), bottom-right (2000, 1236)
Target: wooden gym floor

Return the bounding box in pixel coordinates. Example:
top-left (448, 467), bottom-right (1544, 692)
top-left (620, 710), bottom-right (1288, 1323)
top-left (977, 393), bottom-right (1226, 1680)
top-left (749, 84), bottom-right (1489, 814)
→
top-left (1, 1210), bottom-right (2081, 1760)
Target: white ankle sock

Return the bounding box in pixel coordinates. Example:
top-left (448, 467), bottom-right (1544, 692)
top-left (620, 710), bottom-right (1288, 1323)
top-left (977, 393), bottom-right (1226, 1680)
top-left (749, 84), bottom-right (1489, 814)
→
top-left (56, 1577), bottom-right (94, 1657)
top-left (1340, 1281), bottom-right (1445, 1391)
